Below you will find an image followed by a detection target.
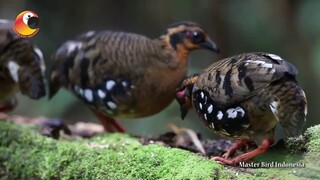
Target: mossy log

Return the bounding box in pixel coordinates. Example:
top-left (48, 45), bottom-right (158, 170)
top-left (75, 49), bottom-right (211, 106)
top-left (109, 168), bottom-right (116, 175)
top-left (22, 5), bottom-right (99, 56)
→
top-left (0, 120), bottom-right (319, 179)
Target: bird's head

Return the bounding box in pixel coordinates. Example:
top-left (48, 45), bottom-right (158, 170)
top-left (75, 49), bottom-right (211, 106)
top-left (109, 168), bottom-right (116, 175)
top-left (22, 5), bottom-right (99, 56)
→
top-left (175, 74), bottom-right (199, 119)
top-left (160, 21), bottom-right (219, 59)
top-left (14, 10), bottom-right (39, 37)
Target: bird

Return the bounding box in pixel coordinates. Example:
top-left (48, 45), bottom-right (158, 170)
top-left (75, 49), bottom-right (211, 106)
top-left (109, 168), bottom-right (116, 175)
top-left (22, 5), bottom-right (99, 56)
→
top-left (0, 19), bottom-right (46, 112)
top-left (13, 10), bottom-right (40, 38)
top-left (175, 52), bottom-right (307, 165)
top-left (49, 21), bottom-right (220, 132)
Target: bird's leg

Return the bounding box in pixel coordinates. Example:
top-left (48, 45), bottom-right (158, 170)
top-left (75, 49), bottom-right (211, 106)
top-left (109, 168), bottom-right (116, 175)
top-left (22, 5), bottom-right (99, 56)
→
top-left (221, 140), bottom-right (245, 159)
top-left (243, 141), bottom-right (254, 153)
top-left (93, 111), bottom-right (125, 132)
top-left (0, 99), bottom-right (17, 113)
top-left (212, 139), bottom-right (272, 165)
top-left (0, 104), bottom-right (16, 112)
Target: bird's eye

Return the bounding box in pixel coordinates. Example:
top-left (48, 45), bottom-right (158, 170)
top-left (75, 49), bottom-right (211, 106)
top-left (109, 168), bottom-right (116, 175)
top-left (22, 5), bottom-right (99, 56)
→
top-left (185, 31), bottom-right (205, 43)
top-left (22, 13), bottom-right (34, 25)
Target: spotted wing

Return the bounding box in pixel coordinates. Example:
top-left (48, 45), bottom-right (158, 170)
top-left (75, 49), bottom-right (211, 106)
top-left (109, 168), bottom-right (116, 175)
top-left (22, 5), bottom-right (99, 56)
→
top-left (194, 52), bottom-right (298, 106)
top-left (192, 89), bottom-right (250, 136)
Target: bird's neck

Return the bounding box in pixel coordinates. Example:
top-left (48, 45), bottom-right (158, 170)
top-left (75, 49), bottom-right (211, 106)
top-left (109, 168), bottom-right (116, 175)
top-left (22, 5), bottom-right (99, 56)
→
top-left (158, 35), bottom-right (190, 61)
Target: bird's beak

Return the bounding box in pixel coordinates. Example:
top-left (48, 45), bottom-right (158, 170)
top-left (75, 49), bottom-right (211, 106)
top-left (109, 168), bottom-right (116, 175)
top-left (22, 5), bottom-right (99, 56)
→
top-left (176, 90), bottom-right (189, 120)
top-left (180, 104), bottom-right (189, 120)
top-left (200, 38), bottom-right (220, 53)
top-left (28, 16), bottom-right (39, 29)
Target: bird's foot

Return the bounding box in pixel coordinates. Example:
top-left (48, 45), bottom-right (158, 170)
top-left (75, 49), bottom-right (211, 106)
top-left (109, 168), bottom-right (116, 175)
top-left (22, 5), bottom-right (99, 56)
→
top-left (221, 140), bottom-right (246, 159)
top-left (212, 139), bottom-right (272, 165)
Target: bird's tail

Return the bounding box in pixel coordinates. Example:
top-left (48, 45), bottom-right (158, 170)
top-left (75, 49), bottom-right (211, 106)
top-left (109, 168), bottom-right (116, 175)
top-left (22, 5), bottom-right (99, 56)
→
top-left (269, 78), bottom-right (307, 137)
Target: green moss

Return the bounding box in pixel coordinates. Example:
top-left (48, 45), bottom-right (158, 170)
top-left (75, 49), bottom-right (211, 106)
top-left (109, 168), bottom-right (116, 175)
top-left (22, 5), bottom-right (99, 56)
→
top-left (285, 125), bottom-right (320, 155)
top-left (304, 125), bottom-right (320, 154)
top-left (1, 121), bottom-right (319, 179)
top-left (0, 121), bottom-right (219, 179)
top-left (283, 125), bottom-right (320, 179)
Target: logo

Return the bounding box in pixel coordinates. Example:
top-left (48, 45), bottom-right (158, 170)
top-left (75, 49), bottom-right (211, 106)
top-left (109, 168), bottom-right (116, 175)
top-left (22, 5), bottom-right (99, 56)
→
top-left (13, 10), bottom-right (39, 38)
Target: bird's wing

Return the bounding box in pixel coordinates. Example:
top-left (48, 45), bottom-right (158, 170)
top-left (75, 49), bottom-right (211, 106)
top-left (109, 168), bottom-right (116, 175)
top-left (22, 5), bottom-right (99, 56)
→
top-left (194, 52), bottom-right (298, 106)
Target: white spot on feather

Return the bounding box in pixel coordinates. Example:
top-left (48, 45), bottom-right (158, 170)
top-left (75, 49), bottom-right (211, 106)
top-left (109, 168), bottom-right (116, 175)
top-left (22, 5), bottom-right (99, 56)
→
top-left (270, 101), bottom-right (279, 120)
top-left (211, 123), bottom-right (215, 128)
top-left (97, 89), bottom-right (106, 98)
top-left (34, 47), bottom-right (46, 75)
top-left (7, 61), bottom-right (20, 82)
top-left (200, 92), bottom-right (204, 99)
top-left (85, 31), bottom-right (95, 37)
top-left (107, 101), bottom-right (117, 109)
top-left (204, 96), bottom-right (207, 104)
top-left (226, 107), bottom-right (245, 119)
top-left (204, 113), bottom-right (207, 120)
top-left (106, 80), bottom-right (116, 90)
top-left (245, 60), bottom-right (273, 69)
top-left (84, 89), bottom-right (93, 102)
top-left (304, 106), bottom-right (308, 117)
top-left (122, 81), bottom-right (128, 87)
top-left (246, 60), bottom-right (265, 64)
top-left (34, 47), bottom-right (44, 61)
top-left (199, 103), bottom-right (203, 110)
top-left (267, 54), bottom-right (283, 61)
top-left (207, 105), bottom-right (213, 114)
top-left (66, 41), bottom-right (82, 55)
top-left (301, 90), bottom-right (308, 116)
top-left (217, 111), bottom-right (223, 120)
top-left (261, 63), bottom-right (273, 68)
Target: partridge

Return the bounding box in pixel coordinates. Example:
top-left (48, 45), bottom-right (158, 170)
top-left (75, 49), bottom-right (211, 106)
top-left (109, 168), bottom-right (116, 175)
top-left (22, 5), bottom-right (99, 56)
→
top-left (176, 52), bottom-right (307, 165)
top-left (0, 19), bottom-right (46, 112)
top-left (49, 21), bottom-right (219, 132)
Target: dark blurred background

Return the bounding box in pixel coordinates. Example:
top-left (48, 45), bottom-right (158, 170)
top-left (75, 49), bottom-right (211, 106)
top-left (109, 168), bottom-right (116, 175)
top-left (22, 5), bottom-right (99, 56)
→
top-left (0, 0), bottom-right (319, 138)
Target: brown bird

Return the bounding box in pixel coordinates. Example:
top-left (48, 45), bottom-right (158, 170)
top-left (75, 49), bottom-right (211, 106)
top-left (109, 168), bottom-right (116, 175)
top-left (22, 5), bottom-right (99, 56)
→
top-left (0, 19), bottom-right (46, 112)
top-left (176, 52), bottom-right (307, 165)
top-left (49, 21), bottom-right (219, 132)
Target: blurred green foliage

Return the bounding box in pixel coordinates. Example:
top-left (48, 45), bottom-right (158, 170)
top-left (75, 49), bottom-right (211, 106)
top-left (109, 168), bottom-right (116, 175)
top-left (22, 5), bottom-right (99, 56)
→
top-left (0, 0), bottom-right (319, 137)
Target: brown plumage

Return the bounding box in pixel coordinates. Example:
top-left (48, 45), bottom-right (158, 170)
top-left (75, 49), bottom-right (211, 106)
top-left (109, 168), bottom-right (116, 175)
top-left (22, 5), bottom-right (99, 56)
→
top-left (49, 21), bottom-right (219, 132)
top-left (0, 19), bottom-right (46, 112)
top-left (176, 52), bottom-right (307, 165)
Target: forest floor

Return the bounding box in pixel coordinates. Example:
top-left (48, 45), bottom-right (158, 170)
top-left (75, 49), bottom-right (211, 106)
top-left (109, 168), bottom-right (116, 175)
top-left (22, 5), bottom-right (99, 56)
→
top-left (0, 114), bottom-right (319, 179)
